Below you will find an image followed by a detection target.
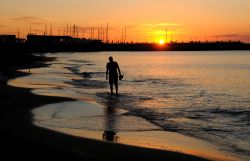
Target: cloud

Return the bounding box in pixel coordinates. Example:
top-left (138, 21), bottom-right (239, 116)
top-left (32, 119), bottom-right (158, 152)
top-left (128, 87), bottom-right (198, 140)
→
top-left (124, 25), bottom-right (139, 29)
top-left (212, 34), bottom-right (239, 38)
top-left (235, 33), bottom-right (250, 38)
top-left (213, 33), bottom-right (250, 38)
top-left (11, 16), bottom-right (46, 24)
top-left (142, 23), bottom-right (181, 27)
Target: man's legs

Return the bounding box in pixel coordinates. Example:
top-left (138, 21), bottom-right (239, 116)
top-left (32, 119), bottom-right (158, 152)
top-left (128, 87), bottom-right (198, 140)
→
top-left (109, 75), bottom-right (118, 96)
top-left (114, 81), bottom-right (118, 96)
top-left (109, 83), bottom-right (113, 95)
top-left (109, 78), bottom-right (114, 95)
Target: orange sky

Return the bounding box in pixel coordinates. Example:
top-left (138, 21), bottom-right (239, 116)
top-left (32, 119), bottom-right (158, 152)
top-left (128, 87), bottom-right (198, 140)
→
top-left (1, 0), bottom-right (250, 42)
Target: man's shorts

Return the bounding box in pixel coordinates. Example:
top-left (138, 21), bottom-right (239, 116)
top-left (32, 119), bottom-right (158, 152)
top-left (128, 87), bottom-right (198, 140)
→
top-left (109, 75), bottom-right (118, 85)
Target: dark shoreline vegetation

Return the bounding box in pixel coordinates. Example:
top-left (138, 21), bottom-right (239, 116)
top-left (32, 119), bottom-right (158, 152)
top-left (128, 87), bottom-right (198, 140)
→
top-left (1, 39), bottom-right (250, 54)
top-left (0, 49), bottom-right (212, 160)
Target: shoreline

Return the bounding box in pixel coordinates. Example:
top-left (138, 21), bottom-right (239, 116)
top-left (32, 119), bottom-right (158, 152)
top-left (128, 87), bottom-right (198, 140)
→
top-left (0, 55), bottom-right (81, 160)
top-left (0, 84), bottom-right (213, 161)
top-left (1, 53), bottom-right (238, 161)
top-left (32, 100), bottom-right (237, 161)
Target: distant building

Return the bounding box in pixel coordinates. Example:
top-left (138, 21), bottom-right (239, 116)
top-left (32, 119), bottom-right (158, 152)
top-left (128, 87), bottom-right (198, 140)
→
top-left (27, 35), bottom-right (73, 44)
top-left (26, 34), bottom-right (102, 45)
top-left (0, 35), bottom-right (16, 43)
top-left (16, 38), bottom-right (26, 43)
top-left (75, 38), bottom-right (102, 45)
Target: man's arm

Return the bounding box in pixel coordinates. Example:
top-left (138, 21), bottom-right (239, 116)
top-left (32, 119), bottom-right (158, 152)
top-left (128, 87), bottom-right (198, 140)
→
top-left (117, 63), bottom-right (121, 75)
top-left (106, 64), bottom-right (109, 80)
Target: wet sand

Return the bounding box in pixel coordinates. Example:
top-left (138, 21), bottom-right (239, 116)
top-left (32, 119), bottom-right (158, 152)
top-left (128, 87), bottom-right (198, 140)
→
top-left (32, 100), bottom-right (236, 161)
top-left (0, 82), bottom-right (212, 161)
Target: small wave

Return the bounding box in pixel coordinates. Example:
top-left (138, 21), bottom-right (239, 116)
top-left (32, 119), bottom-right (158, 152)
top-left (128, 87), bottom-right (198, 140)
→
top-left (209, 108), bottom-right (250, 125)
top-left (96, 92), bottom-right (153, 100)
top-left (201, 127), bottom-right (231, 132)
top-left (129, 78), bottom-right (190, 88)
top-left (69, 60), bottom-right (91, 63)
top-left (186, 114), bottom-right (210, 120)
top-left (96, 92), bottom-right (154, 107)
top-left (64, 66), bottom-right (80, 74)
top-left (67, 79), bottom-right (108, 88)
top-left (241, 112), bottom-right (250, 122)
top-left (129, 78), bottom-right (164, 83)
top-left (210, 108), bottom-right (250, 116)
top-left (85, 63), bottom-right (95, 66)
top-left (81, 72), bottom-right (92, 78)
top-left (81, 71), bottom-right (104, 79)
top-left (69, 60), bottom-right (95, 66)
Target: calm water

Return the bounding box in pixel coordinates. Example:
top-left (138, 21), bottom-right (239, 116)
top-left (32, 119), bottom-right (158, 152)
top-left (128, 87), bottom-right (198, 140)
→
top-left (17, 51), bottom-right (250, 160)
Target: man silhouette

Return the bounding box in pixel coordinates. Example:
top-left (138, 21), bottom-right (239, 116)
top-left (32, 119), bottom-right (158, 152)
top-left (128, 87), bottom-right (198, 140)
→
top-left (106, 56), bottom-right (121, 96)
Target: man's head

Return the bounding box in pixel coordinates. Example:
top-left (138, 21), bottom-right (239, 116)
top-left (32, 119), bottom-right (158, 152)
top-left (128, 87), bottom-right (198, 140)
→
top-left (109, 56), bottom-right (113, 62)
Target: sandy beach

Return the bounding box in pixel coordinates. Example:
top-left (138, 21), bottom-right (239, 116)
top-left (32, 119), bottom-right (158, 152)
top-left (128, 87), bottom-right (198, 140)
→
top-left (31, 99), bottom-right (236, 161)
top-left (1, 74), bottom-right (212, 161)
top-left (1, 53), bottom-right (241, 161)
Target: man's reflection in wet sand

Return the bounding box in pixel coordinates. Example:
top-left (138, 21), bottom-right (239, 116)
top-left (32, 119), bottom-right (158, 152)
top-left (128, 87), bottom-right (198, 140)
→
top-left (103, 98), bottom-right (119, 141)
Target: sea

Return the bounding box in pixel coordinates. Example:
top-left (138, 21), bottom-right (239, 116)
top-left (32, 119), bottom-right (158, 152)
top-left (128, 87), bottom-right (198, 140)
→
top-left (15, 51), bottom-right (250, 160)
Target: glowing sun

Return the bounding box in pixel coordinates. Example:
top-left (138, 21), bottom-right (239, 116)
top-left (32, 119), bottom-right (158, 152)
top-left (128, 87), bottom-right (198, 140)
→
top-left (159, 39), bottom-right (165, 45)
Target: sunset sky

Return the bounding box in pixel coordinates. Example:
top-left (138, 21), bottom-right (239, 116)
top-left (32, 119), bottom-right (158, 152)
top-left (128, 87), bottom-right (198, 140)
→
top-left (1, 0), bottom-right (250, 42)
